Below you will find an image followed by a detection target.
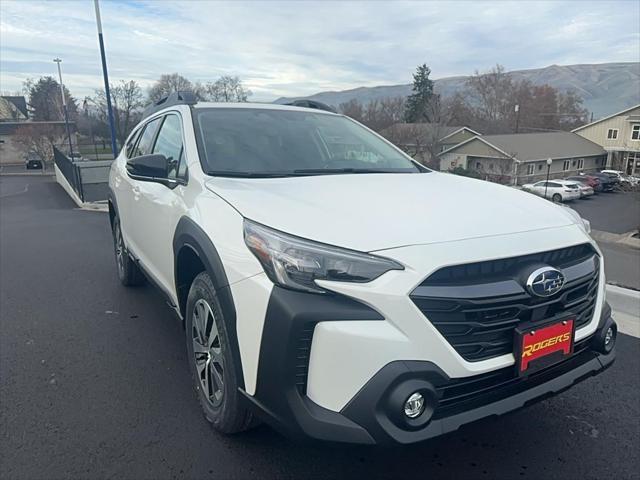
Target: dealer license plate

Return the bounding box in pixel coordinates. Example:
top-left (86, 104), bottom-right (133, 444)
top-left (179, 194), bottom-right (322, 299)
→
top-left (514, 318), bottom-right (575, 376)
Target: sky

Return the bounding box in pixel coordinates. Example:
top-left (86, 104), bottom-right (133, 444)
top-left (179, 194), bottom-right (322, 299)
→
top-left (1, 0), bottom-right (639, 102)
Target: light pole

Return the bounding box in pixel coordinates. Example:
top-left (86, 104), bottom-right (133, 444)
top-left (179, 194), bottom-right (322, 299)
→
top-left (514, 104), bottom-right (520, 133)
top-left (544, 157), bottom-right (553, 199)
top-left (93, 0), bottom-right (118, 157)
top-left (53, 58), bottom-right (75, 158)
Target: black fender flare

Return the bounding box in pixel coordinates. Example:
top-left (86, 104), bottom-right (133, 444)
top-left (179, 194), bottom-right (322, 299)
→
top-left (107, 186), bottom-right (119, 230)
top-left (173, 216), bottom-right (245, 390)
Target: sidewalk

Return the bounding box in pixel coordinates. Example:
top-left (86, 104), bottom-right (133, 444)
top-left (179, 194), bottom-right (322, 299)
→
top-left (607, 284), bottom-right (640, 338)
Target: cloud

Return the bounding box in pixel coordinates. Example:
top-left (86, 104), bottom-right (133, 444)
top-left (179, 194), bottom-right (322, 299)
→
top-left (0, 0), bottom-right (638, 101)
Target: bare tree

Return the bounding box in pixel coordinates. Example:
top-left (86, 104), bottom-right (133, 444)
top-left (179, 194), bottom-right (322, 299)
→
top-left (13, 123), bottom-right (64, 169)
top-left (339, 99), bottom-right (365, 123)
top-left (204, 76), bottom-right (252, 102)
top-left (382, 97), bottom-right (456, 167)
top-left (93, 80), bottom-right (145, 147)
top-left (147, 73), bottom-right (202, 102)
top-left (339, 97), bottom-right (405, 132)
top-left (460, 65), bottom-right (590, 133)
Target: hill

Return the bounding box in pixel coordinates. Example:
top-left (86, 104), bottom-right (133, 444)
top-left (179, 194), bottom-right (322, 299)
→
top-left (275, 62), bottom-right (640, 119)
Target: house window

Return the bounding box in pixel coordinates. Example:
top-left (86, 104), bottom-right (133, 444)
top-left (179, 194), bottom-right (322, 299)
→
top-left (577, 158), bottom-right (584, 169)
top-left (572, 160), bottom-right (576, 167)
top-left (527, 164), bottom-right (535, 175)
top-left (563, 160), bottom-right (570, 171)
top-left (632, 125), bottom-right (640, 141)
top-left (538, 164), bottom-right (543, 170)
top-left (476, 161), bottom-right (481, 170)
top-left (607, 129), bottom-right (618, 139)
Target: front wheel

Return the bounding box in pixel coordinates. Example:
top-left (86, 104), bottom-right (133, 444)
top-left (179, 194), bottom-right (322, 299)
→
top-left (552, 193), bottom-right (562, 203)
top-left (185, 272), bottom-right (256, 434)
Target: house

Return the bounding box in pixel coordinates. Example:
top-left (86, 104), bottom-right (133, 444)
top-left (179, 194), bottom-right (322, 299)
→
top-left (380, 123), bottom-right (481, 164)
top-left (0, 96), bottom-right (29, 121)
top-left (572, 104), bottom-right (640, 176)
top-left (0, 96), bottom-right (76, 165)
top-left (439, 131), bottom-right (607, 185)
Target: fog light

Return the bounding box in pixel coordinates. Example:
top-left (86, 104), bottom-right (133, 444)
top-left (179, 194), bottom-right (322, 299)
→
top-left (604, 327), bottom-right (614, 345)
top-left (404, 392), bottom-right (425, 418)
top-left (603, 326), bottom-right (616, 352)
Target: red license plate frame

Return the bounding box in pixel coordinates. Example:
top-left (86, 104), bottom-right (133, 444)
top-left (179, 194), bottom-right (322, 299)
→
top-left (514, 317), bottom-right (575, 376)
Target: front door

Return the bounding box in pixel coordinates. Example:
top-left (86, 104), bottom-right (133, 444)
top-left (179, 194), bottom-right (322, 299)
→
top-left (128, 113), bottom-right (188, 299)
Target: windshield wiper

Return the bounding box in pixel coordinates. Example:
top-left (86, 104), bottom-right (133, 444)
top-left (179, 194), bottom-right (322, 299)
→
top-left (206, 171), bottom-right (292, 178)
top-left (292, 168), bottom-right (412, 175)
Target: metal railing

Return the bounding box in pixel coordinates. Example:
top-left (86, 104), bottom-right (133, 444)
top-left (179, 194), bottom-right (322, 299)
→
top-left (53, 146), bottom-right (84, 200)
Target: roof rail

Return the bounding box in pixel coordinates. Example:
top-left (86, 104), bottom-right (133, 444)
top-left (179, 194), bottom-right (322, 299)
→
top-left (283, 99), bottom-right (336, 113)
top-left (142, 91), bottom-right (198, 119)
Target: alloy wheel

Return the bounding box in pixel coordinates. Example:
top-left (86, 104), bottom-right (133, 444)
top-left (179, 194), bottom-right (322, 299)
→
top-left (192, 298), bottom-right (224, 407)
top-left (115, 223), bottom-right (125, 277)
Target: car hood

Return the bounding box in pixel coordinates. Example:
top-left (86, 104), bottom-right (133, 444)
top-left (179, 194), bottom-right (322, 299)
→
top-left (205, 172), bottom-right (577, 252)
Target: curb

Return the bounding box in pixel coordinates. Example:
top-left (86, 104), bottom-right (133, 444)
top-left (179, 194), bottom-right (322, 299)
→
top-left (606, 284), bottom-right (639, 338)
top-left (591, 229), bottom-right (640, 250)
top-left (77, 203), bottom-right (109, 213)
top-left (0, 172), bottom-right (56, 177)
top-left (606, 284), bottom-right (640, 316)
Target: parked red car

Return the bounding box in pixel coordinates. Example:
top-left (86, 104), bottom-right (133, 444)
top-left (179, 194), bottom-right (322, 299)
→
top-left (566, 175), bottom-right (601, 192)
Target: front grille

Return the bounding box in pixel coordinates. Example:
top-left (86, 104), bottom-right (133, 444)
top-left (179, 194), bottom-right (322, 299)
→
top-left (433, 336), bottom-right (595, 419)
top-left (410, 244), bottom-right (600, 362)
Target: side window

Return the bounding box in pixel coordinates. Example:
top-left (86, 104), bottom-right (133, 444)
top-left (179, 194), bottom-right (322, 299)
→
top-left (152, 114), bottom-right (185, 180)
top-left (132, 117), bottom-right (162, 158)
top-left (125, 129), bottom-right (142, 158)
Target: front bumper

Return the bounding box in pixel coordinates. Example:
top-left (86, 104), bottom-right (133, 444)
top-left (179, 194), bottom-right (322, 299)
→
top-left (242, 287), bottom-right (616, 445)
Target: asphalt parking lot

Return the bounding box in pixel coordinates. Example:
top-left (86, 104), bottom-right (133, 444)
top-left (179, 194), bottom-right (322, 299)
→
top-left (569, 189), bottom-right (640, 234)
top-left (1, 176), bottom-right (639, 480)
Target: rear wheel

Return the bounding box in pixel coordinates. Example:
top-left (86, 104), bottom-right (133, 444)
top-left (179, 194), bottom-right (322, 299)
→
top-left (185, 271), bottom-right (256, 434)
top-left (112, 216), bottom-right (145, 286)
top-left (552, 193), bottom-right (562, 203)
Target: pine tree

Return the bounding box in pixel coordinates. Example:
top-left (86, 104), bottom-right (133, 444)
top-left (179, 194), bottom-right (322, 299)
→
top-left (404, 64), bottom-right (435, 123)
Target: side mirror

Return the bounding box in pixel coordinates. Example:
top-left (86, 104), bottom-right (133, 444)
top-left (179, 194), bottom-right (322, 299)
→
top-left (126, 154), bottom-right (169, 180)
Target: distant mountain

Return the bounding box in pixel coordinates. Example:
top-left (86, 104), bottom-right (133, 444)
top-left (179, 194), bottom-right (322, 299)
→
top-left (275, 62), bottom-right (640, 119)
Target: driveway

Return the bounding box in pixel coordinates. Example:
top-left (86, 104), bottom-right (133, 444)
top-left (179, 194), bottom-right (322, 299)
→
top-left (1, 176), bottom-right (638, 479)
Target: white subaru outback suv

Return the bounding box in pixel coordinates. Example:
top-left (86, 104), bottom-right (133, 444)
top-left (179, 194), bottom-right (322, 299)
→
top-left (108, 92), bottom-right (616, 444)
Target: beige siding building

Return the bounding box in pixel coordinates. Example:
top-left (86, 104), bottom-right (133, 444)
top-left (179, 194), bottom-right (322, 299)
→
top-left (572, 105), bottom-right (640, 175)
top-left (380, 123), bottom-right (480, 165)
top-left (439, 131), bottom-right (606, 185)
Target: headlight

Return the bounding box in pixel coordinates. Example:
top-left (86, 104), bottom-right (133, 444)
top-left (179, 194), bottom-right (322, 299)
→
top-left (561, 206), bottom-right (590, 234)
top-left (243, 219), bottom-right (404, 293)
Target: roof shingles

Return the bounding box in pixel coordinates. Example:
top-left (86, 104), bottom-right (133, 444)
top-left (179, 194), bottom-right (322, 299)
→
top-left (469, 131), bottom-right (606, 161)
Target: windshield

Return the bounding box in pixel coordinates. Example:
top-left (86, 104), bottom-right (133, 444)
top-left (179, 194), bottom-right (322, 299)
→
top-left (193, 108), bottom-right (421, 176)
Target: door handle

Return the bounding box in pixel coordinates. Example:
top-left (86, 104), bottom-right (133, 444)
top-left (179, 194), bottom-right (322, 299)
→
top-left (133, 185), bottom-right (141, 194)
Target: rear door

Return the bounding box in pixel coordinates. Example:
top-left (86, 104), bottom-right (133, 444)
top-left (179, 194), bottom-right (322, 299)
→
top-left (128, 112), bottom-right (189, 298)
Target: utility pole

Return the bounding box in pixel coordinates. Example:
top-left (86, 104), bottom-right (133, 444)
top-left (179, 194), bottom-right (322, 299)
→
top-left (53, 58), bottom-right (75, 158)
top-left (514, 104), bottom-right (520, 133)
top-left (93, 0), bottom-right (118, 158)
top-left (544, 158), bottom-right (552, 199)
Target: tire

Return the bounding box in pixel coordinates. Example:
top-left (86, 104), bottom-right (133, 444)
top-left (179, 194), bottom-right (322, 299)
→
top-left (185, 271), bottom-right (256, 434)
top-left (552, 193), bottom-right (562, 203)
top-left (112, 216), bottom-right (145, 286)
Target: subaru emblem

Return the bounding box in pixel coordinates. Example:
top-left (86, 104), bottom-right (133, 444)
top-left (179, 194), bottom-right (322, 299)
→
top-left (526, 267), bottom-right (565, 297)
